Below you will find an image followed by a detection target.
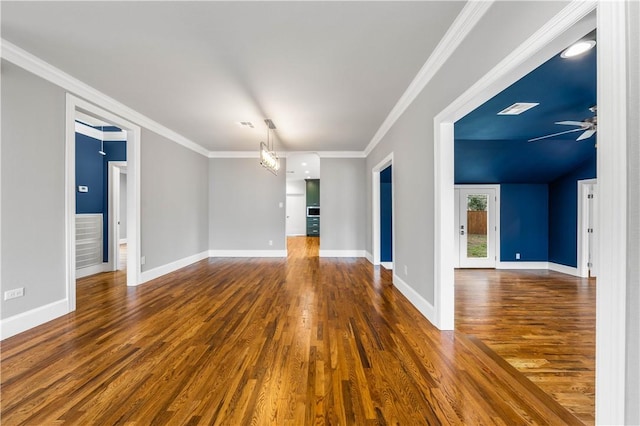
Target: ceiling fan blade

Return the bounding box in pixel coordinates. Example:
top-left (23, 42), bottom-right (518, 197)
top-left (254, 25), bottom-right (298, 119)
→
top-left (576, 129), bottom-right (596, 141)
top-left (555, 121), bottom-right (587, 127)
top-left (528, 128), bottom-right (583, 142)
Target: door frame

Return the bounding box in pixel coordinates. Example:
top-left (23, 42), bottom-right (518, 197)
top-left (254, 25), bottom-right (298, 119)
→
top-left (454, 184), bottom-right (500, 269)
top-left (434, 2), bottom-right (628, 422)
top-left (372, 152), bottom-right (394, 266)
top-left (108, 161), bottom-right (127, 271)
top-left (577, 178), bottom-right (597, 278)
top-left (66, 94), bottom-right (142, 313)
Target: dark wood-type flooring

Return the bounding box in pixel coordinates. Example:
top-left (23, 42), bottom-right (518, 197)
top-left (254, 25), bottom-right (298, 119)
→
top-left (1, 237), bottom-right (592, 424)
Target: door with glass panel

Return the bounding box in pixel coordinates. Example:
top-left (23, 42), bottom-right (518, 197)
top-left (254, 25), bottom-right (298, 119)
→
top-left (455, 187), bottom-right (496, 268)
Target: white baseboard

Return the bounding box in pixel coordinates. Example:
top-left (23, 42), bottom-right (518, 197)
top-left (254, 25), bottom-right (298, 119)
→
top-left (286, 233), bottom-right (306, 237)
top-left (392, 274), bottom-right (437, 326)
top-left (319, 250), bottom-right (366, 258)
top-left (496, 261), bottom-right (549, 270)
top-left (140, 251), bottom-right (209, 284)
top-left (0, 298), bottom-right (69, 340)
top-left (381, 261), bottom-right (393, 270)
top-left (76, 263), bottom-right (109, 279)
top-left (119, 238), bottom-right (127, 244)
top-left (548, 262), bottom-right (580, 276)
top-left (365, 251), bottom-right (373, 264)
top-left (208, 250), bottom-right (287, 258)
top-left (496, 261), bottom-right (581, 277)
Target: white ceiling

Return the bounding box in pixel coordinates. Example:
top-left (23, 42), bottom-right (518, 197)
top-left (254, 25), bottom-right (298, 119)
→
top-left (1, 1), bottom-right (464, 152)
top-left (285, 153), bottom-right (320, 181)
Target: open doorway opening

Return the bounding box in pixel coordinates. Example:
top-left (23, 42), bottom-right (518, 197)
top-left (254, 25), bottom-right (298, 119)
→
top-left (285, 153), bottom-right (320, 257)
top-left (66, 94), bottom-right (141, 312)
top-left (372, 153), bottom-right (393, 267)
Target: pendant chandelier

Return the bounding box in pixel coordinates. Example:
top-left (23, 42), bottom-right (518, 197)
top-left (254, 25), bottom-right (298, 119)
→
top-left (259, 118), bottom-right (280, 175)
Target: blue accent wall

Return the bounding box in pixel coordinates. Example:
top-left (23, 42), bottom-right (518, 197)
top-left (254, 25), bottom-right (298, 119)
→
top-left (548, 157), bottom-right (596, 267)
top-left (76, 133), bottom-right (105, 213)
top-left (75, 133), bottom-right (126, 262)
top-left (380, 166), bottom-right (392, 262)
top-left (500, 184), bottom-right (549, 262)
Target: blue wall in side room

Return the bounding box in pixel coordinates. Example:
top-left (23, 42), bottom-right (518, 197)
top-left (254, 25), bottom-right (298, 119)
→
top-left (548, 158), bottom-right (596, 267)
top-left (75, 133), bottom-right (126, 262)
top-left (500, 184), bottom-right (549, 262)
top-left (76, 133), bottom-right (105, 214)
top-left (380, 165), bottom-right (392, 262)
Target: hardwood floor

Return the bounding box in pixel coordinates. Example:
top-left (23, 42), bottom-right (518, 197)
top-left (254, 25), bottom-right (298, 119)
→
top-left (455, 269), bottom-right (595, 424)
top-left (1, 237), bottom-right (586, 425)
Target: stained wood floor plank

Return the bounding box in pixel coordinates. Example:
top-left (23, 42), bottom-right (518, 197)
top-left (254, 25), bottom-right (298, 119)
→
top-left (1, 237), bottom-right (591, 424)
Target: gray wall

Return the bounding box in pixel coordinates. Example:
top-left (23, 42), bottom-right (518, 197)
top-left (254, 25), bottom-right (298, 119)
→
top-left (320, 158), bottom-right (366, 252)
top-left (365, 1), bottom-right (571, 305)
top-left (626, 1), bottom-right (640, 422)
top-left (1, 61), bottom-right (67, 318)
top-left (209, 158), bottom-right (286, 251)
top-left (140, 129), bottom-right (209, 271)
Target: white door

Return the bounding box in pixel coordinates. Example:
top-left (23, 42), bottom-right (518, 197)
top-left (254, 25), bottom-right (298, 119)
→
top-left (456, 187), bottom-right (497, 268)
top-left (588, 183), bottom-right (597, 277)
top-left (286, 194), bottom-right (306, 236)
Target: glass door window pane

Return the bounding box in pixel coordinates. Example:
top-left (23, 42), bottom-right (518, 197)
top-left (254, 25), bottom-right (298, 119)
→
top-left (466, 194), bottom-right (487, 258)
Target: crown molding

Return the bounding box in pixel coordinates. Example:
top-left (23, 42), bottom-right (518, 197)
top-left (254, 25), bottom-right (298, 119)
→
top-left (317, 151), bottom-right (365, 158)
top-left (208, 150), bottom-right (365, 159)
top-left (1, 39), bottom-right (209, 157)
top-left (208, 151), bottom-right (260, 159)
top-left (363, 0), bottom-right (493, 157)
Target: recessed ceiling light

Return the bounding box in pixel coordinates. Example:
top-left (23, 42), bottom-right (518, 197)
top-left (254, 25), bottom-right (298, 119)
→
top-left (561, 40), bottom-right (596, 58)
top-left (497, 102), bottom-right (540, 115)
top-left (302, 162), bottom-right (307, 166)
top-left (305, 170), bottom-right (310, 174)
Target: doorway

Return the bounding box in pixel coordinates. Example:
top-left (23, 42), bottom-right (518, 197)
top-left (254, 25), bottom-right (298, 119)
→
top-left (285, 153), bottom-right (320, 255)
top-left (372, 153), bottom-right (394, 266)
top-left (66, 94), bottom-right (142, 312)
top-left (108, 161), bottom-right (127, 271)
top-left (454, 185), bottom-right (498, 268)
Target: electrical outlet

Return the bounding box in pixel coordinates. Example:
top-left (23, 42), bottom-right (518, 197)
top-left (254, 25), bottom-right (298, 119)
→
top-left (268, 240), bottom-right (273, 246)
top-left (404, 265), bottom-right (408, 275)
top-left (141, 255), bottom-right (146, 265)
top-left (4, 287), bottom-right (24, 300)
top-left (515, 253), bottom-right (521, 260)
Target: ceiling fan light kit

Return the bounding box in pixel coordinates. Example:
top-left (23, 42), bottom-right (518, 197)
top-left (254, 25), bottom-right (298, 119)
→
top-left (528, 105), bottom-right (597, 143)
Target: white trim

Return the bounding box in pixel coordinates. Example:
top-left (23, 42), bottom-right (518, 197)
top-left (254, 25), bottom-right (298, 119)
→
top-left (119, 238), bottom-right (128, 245)
top-left (108, 161), bottom-right (127, 272)
top-left (363, 1), bottom-right (493, 156)
top-left (67, 94), bottom-right (142, 294)
top-left (372, 153), bottom-right (394, 266)
top-left (496, 261), bottom-right (549, 270)
top-left (76, 263), bottom-right (109, 279)
top-left (75, 121), bottom-right (127, 141)
top-left (0, 299), bottom-right (68, 340)
top-left (2, 39), bottom-right (208, 158)
top-left (140, 251), bottom-right (210, 284)
top-left (548, 262), bottom-right (580, 277)
top-left (365, 251), bottom-right (373, 264)
top-left (208, 250), bottom-right (287, 258)
top-left (496, 261), bottom-right (580, 277)
top-left (380, 262), bottom-right (393, 270)
top-left (433, 1), bottom-right (597, 332)
top-left (319, 250), bottom-right (366, 258)
top-left (392, 274), bottom-right (436, 325)
top-left (316, 151), bottom-right (365, 158)
top-left (208, 151), bottom-right (259, 158)
top-left (596, 1), bottom-right (628, 423)
top-left (577, 178), bottom-right (597, 278)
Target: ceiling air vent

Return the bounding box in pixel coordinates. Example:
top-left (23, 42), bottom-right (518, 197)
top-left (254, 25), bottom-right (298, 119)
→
top-left (497, 102), bottom-right (539, 115)
top-left (237, 121), bottom-right (254, 128)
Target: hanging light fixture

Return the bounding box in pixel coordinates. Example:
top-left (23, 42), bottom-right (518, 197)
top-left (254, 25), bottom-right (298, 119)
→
top-left (260, 119), bottom-right (280, 175)
top-left (98, 125), bottom-right (106, 156)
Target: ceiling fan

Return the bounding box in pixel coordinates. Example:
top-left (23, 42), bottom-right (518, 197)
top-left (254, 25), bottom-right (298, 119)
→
top-left (528, 106), bottom-right (597, 142)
